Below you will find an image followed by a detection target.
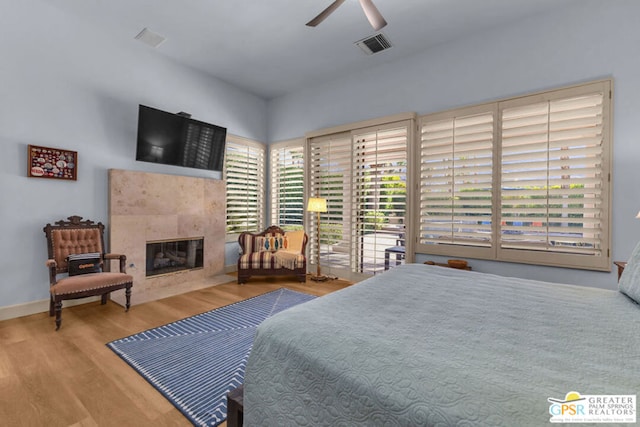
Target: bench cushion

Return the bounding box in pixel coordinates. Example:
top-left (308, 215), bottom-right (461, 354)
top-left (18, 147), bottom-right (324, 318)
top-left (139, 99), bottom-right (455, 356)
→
top-left (51, 272), bottom-right (133, 297)
top-left (239, 252), bottom-right (305, 270)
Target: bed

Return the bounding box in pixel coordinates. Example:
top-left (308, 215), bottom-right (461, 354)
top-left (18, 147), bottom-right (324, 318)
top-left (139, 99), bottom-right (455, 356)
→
top-left (243, 260), bottom-right (640, 426)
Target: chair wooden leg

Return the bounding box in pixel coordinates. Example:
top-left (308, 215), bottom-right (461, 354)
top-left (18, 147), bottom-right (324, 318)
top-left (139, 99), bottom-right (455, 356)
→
top-left (125, 286), bottom-right (131, 311)
top-left (101, 294), bottom-right (108, 305)
top-left (54, 300), bottom-right (63, 330)
top-left (49, 295), bottom-right (55, 317)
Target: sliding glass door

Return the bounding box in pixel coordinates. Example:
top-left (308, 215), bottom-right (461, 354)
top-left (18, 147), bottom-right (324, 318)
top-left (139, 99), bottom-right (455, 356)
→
top-left (308, 119), bottom-right (410, 278)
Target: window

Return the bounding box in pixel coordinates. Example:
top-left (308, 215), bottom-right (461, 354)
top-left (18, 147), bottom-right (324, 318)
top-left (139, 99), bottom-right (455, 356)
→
top-left (270, 140), bottom-right (305, 231)
top-left (499, 85), bottom-right (609, 267)
top-left (307, 114), bottom-right (413, 277)
top-left (419, 105), bottom-right (496, 259)
top-left (224, 136), bottom-right (265, 239)
top-left (353, 125), bottom-right (408, 274)
top-left (308, 131), bottom-right (353, 274)
top-left (418, 80), bottom-right (612, 270)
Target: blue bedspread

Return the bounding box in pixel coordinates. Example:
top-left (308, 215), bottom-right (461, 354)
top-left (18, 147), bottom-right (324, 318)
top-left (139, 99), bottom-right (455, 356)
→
top-left (243, 264), bottom-right (640, 426)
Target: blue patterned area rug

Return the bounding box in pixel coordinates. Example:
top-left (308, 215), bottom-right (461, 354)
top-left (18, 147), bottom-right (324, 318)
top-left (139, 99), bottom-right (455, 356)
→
top-left (107, 288), bottom-right (316, 427)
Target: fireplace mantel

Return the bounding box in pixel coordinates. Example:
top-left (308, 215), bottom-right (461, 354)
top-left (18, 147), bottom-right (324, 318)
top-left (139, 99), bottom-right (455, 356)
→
top-left (108, 169), bottom-right (227, 305)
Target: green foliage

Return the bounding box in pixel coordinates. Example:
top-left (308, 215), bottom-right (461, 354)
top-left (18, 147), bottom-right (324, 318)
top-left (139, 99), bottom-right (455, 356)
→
top-left (380, 175), bottom-right (406, 211)
top-left (321, 222), bottom-right (344, 245)
top-left (363, 211), bottom-right (387, 231)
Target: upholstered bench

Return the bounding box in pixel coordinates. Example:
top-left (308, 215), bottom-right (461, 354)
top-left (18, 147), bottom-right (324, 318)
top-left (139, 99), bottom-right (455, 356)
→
top-left (237, 225), bottom-right (308, 284)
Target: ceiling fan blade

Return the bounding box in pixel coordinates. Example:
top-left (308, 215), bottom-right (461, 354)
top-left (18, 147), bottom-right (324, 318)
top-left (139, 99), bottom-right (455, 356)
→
top-left (306, 0), bottom-right (347, 27)
top-left (359, 0), bottom-right (387, 30)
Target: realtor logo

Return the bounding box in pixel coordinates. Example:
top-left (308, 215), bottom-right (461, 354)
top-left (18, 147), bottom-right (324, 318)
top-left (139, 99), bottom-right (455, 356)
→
top-left (549, 391), bottom-right (636, 423)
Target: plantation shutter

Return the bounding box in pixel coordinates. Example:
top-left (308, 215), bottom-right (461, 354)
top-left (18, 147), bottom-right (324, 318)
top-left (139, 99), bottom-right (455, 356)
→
top-left (353, 123), bottom-right (408, 274)
top-left (224, 137), bottom-right (265, 235)
top-left (419, 107), bottom-right (495, 253)
top-left (500, 85), bottom-right (607, 258)
top-left (270, 141), bottom-right (305, 230)
top-left (308, 132), bottom-right (352, 270)
top-left (415, 80), bottom-right (611, 270)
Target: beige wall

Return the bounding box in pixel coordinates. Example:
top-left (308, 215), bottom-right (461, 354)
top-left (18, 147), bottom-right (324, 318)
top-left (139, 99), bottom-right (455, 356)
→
top-left (109, 169), bottom-right (227, 305)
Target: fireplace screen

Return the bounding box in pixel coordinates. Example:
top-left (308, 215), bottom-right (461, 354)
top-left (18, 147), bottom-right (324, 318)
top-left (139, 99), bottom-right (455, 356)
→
top-left (146, 237), bottom-right (204, 277)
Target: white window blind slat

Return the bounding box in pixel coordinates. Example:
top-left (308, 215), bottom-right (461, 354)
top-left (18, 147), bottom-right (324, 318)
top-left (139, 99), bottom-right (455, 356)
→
top-left (500, 89), bottom-right (605, 256)
top-left (309, 120), bottom-right (410, 276)
top-left (308, 131), bottom-right (353, 270)
top-left (224, 138), bottom-right (265, 235)
top-left (417, 80), bottom-right (611, 270)
top-left (420, 110), bottom-right (494, 248)
top-left (352, 124), bottom-right (408, 274)
top-left (270, 142), bottom-right (305, 231)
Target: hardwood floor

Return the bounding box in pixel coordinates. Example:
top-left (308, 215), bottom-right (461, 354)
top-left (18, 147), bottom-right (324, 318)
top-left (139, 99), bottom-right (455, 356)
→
top-left (0, 275), bottom-right (353, 427)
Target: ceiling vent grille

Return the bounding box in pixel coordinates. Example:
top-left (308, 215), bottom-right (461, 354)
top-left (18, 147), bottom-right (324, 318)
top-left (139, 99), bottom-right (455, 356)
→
top-left (354, 33), bottom-right (392, 55)
top-left (134, 28), bottom-right (166, 48)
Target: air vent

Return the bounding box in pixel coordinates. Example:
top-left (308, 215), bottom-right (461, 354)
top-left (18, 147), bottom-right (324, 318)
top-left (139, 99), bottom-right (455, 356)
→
top-left (134, 28), bottom-right (166, 48)
top-left (354, 33), bottom-right (392, 55)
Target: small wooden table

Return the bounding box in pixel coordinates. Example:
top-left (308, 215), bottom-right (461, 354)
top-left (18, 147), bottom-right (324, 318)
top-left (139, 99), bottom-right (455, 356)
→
top-left (424, 260), bottom-right (472, 271)
top-left (227, 385), bottom-right (244, 427)
top-left (384, 246), bottom-right (406, 270)
top-left (614, 261), bottom-right (627, 282)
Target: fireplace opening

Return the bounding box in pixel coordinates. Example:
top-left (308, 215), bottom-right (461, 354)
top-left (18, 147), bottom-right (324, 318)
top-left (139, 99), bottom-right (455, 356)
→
top-left (146, 237), bottom-right (204, 277)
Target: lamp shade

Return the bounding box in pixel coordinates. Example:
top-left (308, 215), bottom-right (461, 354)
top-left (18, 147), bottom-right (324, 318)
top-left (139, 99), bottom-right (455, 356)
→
top-left (307, 197), bottom-right (327, 213)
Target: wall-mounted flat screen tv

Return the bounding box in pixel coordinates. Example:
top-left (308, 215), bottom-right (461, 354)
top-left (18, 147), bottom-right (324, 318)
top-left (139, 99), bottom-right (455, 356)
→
top-left (135, 105), bottom-right (227, 172)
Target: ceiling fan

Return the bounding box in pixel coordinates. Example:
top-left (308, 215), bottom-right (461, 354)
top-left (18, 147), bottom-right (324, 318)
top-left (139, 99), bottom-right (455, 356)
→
top-left (306, 0), bottom-right (387, 31)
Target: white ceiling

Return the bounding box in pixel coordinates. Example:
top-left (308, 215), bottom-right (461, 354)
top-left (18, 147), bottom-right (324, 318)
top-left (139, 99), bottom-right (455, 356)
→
top-left (49, 0), bottom-right (579, 100)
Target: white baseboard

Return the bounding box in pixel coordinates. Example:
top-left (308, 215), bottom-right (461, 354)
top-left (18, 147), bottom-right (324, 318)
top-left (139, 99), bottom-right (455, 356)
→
top-left (224, 264), bottom-right (237, 274)
top-left (0, 296), bottom-right (100, 322)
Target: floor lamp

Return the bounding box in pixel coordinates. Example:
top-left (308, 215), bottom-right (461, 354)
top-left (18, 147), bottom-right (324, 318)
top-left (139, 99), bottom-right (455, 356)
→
top-left (307, 197), bottom-right (329, 282)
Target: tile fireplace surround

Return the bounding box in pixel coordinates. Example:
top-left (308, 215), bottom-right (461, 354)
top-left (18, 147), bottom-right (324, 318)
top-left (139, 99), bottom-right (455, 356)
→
top-left (108, 169), bottom-right (227, 306)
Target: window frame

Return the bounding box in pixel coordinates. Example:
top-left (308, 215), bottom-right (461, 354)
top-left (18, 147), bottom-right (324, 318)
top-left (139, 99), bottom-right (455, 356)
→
top-left (306, 113), bottom-right (416, 280)
top-left (418, 103), bottom-right (498, 261)
top-left (224, 135), bottom-right (266, 243)
top-left (416, 79), bottom-right (613, 271)
top-left (269, 139), bottom-right (306, 231)
top-left (351, 122), bottom-right (411, 275)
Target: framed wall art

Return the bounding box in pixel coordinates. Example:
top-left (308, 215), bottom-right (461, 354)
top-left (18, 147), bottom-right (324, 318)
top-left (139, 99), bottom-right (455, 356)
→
top-left (28, 145), bottom-right (77, 181)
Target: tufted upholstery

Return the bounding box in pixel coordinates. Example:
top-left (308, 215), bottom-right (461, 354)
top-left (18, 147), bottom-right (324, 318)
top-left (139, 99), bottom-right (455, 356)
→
top-left (237, 226), bottom-right (307, 284)
top-left (43, 216), bottom-right (133, 330)
top-left (50, 228), bottom-right (103, 273)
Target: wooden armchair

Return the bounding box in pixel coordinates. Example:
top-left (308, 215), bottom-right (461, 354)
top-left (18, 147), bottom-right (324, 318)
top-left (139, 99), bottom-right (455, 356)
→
top-left (43, 216), bottom-right (133, 330)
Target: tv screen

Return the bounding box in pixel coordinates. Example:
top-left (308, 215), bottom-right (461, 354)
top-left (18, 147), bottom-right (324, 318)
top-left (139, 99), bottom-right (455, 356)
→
top-left (135, 105), bottom-right (227, 172)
